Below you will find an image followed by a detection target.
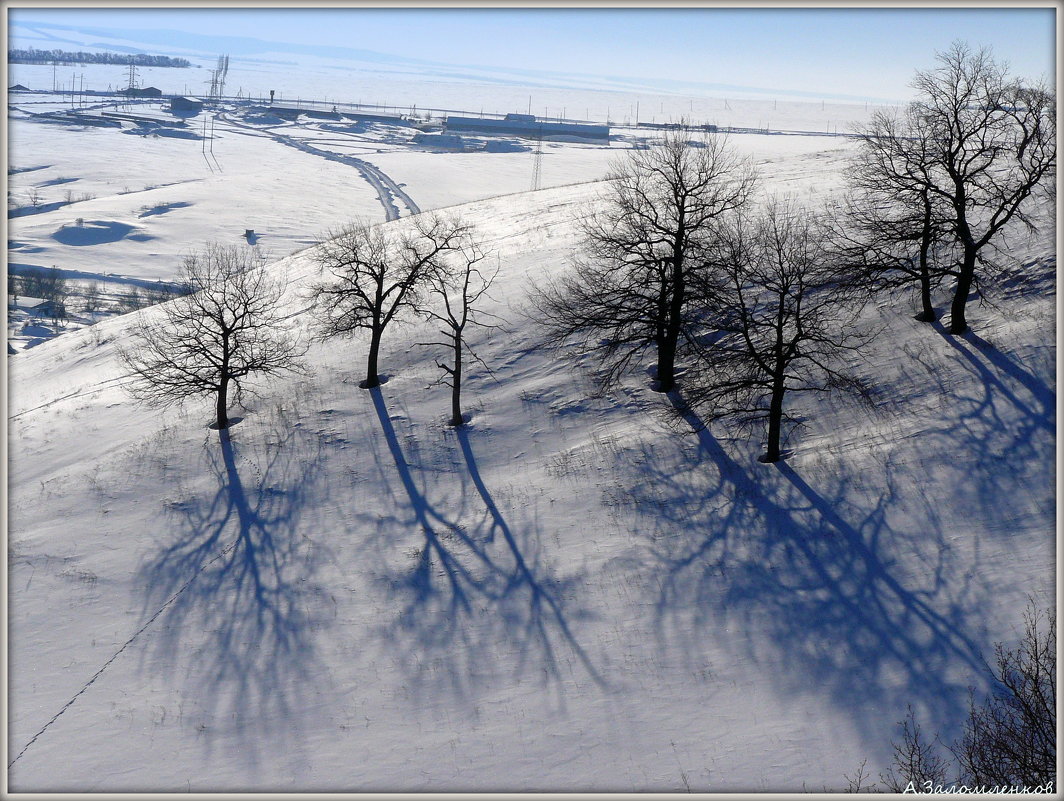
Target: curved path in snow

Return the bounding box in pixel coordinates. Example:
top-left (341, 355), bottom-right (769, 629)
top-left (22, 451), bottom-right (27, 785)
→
top-left (218, 113), bottom-right (420, 222)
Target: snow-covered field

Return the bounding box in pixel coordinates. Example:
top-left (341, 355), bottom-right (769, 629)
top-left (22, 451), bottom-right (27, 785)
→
top-left (6, 28), bottom-right (1056, 794)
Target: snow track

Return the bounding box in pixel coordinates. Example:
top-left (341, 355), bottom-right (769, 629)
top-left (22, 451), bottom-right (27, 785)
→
top-left (219, 113), bottom-right (419, 221)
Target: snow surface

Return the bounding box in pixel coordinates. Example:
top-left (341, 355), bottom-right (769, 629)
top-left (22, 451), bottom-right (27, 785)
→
top-left (5, 30), bottom-right (1057, 794)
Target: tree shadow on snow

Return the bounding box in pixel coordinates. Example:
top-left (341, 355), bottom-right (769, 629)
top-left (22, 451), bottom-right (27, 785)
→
top-left (367, 386), bottom-right (603, 709)
top-left (906, 325), bottom-right (1055, 535)
top-left (628, 391), bottom-right (993, 769)
top-left (136, 413), bottom-right (333, 772)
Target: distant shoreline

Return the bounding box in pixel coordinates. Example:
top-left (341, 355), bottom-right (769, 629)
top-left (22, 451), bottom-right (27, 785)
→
top-left (9, 47), bottom-right (192, 68)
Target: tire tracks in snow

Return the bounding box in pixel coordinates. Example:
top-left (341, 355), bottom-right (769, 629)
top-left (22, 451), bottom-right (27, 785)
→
top-left (219, 113), bottom-right (420, 221)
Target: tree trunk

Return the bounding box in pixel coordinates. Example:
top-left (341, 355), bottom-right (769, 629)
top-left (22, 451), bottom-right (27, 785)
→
top-left (656, 255), bottom-right (685, 393)
top-left (949, 246), bottom-right (978, 334)
top-left (216, 374), bottom-right (230, 430)
top-left (915, 226), bottom-right (937, 322)
top-left (364, 328), bottom-right (382, 388)
top-left (763, 377), bottom-right (786, 463)
top-left (916, 273), bottom-right (936, 322)
top-left (449, 335), bottom-right (464, 427)
top-left (655, 338), bottom-right (677, 393)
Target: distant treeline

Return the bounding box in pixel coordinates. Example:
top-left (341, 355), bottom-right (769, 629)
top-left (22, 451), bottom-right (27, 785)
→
top-left (9, 48), bottom-right (192, 68)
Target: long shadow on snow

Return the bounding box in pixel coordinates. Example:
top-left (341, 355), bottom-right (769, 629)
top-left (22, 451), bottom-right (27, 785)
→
top-left (904, 325), bottom-right (1055, 534)
top-left (136, 417), bottom-right (333, 771)
top-left (369, 386), bottom-right (603, 708)
top-left (633, 391), bottom-right (991, 764)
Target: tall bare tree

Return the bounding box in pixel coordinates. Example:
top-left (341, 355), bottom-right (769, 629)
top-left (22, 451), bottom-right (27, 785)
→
top-left (839, 105), bottom-right (957, 322)
top-left (685, 199), bottom-right (870, 463)
top-left (120, 244), bottom-right (304, 430)
top-left (532, 126), bottom-right (757, 392)
top-left (909, 42), bottom-right (1055, 334)
top-left (311, 214), bottom-right (468, 389)
top-left (419, 224), bottom-right (499, 427)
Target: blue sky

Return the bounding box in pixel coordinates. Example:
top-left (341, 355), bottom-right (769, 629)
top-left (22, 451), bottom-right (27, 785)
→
top-left (8, 6), bottom-right (1056, 102)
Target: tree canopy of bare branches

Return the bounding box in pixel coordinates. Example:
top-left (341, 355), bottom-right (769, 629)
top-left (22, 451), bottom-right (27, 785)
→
top-left (839, 103), bottom-right (959, 322)
top-left (418, 223), bottom-right (499, 427)
top-left (532, 126), bottom-right (757, 393)
top-left (883, 602), bottom-right (1055, 792)
top-left (870, 42), bottom-right (1055, 334)
top-left (684, 198), bottom-right (870, 463)
top-left (310, 214), bottom-right (469, 389)
top-left (120, 244), bottom-right (304, 430)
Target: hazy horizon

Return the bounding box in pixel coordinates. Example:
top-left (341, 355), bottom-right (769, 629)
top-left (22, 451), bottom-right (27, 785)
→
top-left (7, 6), bottom-right (1057, 105)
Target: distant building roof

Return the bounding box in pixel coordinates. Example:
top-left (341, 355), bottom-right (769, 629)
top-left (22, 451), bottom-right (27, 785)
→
top-left (120, 86), bottom-right (162, 97)
top-left (445, 115), bottom-right (610, 141)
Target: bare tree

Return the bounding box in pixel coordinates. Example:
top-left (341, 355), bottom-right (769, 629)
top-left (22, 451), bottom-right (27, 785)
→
top-left (956, 605), bottom-right (1056, 788)
top-left (419, 225), bottom-right (499, 426)
top-left (144, 280), bottom-right (179, 306)
top-left (883, 602), bottom-right (1055, 791)
top-left (838, 105), bottom-right (958, 322)
top-left (881, 707), bottom-right (952, 792)
top-left (119, 244), bottom-right (304, 430)
top-left (310, 214), bottom-right (468, 389)
top-left (81, 280), bottom-right (103, 316)
top-left (531, 125), bottom-right (757, 393)
top-left (9, 272), bottom-right (21, 308)
top-left (684, 198), bottom-right (870, 464)
top-left (120, 287), bottom-right (148, 312)
top-left (22, 266), bottom-right (66, 305)
top-left (909, 42), bottom-right (1055, 334)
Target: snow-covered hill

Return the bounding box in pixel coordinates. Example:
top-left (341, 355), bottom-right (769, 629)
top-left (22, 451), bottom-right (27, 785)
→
top-left (6, 20), bottom-right (1056, 791)
top-left (7, 170), bottom-right (1055, 790)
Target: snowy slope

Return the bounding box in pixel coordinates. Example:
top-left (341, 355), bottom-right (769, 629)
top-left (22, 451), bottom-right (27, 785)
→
top-left (7, 172), bottom-right (1055, 791)
top-left (6, 22), bottom-right (1056, 792)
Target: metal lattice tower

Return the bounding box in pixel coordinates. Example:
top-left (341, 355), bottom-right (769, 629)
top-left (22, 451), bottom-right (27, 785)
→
top-left (206, 54), bottom-right (230, 102)
top-left (126, 60), bottom-right (140, 91)
top-left (530, 126), bottom-right (543, 191)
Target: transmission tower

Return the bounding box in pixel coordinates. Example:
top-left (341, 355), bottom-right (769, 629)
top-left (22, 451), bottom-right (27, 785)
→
top-left (126, 60), bottom-right (140, 92)
top-left (530, 126), bottom-right (543, 191)
top-left (206, 54), bottom-right (230, 102)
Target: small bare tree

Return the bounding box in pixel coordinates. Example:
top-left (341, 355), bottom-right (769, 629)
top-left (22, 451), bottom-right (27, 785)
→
top-left (419, 225), bottom-right (499, 426)
top-left (121, 287), bottom-right (147, 312)
top-left (120, 244), bottom-right (304, 430)
top-left (531, 125), bottom-right (757, 392)
top-left (883, 602), bottom-right (1055, 791)
top-left (8, 272), bottom-right (20, 308)
top-left (310, 214), bottom-right (468, 389)
top-left (81, 280), bottom-right (103, 316)
top-left (685, 198), bottom-right (870, 463)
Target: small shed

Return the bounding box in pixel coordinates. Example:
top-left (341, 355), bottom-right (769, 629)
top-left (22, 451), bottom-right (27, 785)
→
top-left (15, 296), bottom-right (66, 319)
top-left (170, 96), bottom-right (204, 113)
